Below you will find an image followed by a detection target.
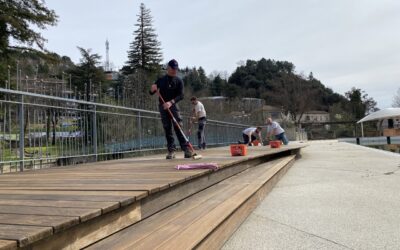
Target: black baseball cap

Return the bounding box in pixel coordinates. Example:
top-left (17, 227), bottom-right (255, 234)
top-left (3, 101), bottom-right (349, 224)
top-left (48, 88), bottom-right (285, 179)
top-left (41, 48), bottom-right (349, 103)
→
top-left (168, 59), bottom-right (179, 69)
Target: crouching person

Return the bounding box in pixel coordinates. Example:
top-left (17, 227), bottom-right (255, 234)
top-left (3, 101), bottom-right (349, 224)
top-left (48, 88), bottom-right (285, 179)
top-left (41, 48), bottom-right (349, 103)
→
top-left (242, 126), bottom-right (262, 146)
top-left (266, 118), bottom-right (289, 145)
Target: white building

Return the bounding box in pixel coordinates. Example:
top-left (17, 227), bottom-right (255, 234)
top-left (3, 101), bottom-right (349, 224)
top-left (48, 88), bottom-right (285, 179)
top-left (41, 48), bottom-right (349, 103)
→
top-left (299, 111), bottom-right (330, 123)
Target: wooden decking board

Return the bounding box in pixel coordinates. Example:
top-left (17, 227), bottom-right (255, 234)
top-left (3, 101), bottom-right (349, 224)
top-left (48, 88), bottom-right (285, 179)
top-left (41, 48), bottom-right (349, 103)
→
top-left (86, 159), bottom-right (279, 249)
top-left (197, 158), bottom-right (296, 249)
top-left (0, 190), bottom-right (145, 196)
top-left (139, 154), bottom-right (269, 219)
top-left (0, 224), bottom-right (53, 247)
top-left (25, 171), bottom-right (207, 180)
top-left (196, 192), bottom-right (259, 250)
top-left (0, 170), bottom-right (205, 178)
top-left (158, 157), bottom-right (295, 249)
top-left (0, 184), bottom-right (162, 192)
top-left (86, 183), bottom-right (244, 250)
top-left (155, 166), bottom-right (280, 249)
top-left (0, 214), bottom-right (79, 233)
top-left (0, 193), bottom-right (142, 203)
top-left (0, 145), bottom-right (304, 249)
top-left (30, 202), bottom-right (141, 250)
top-left (158, 189), bottom-right (256, 250)
top-left (134, 184), bottom-right (250, 250)
top-left (0, 240), bottom-right (17, 250)
top-left (88, 156), bottom-right (295, 250)
top-left (0, 205), bottom-right (101, 222)
top-left (84, 183), bottom-right (229, 249)
top-left (0, 178), bottom-right (180, 184)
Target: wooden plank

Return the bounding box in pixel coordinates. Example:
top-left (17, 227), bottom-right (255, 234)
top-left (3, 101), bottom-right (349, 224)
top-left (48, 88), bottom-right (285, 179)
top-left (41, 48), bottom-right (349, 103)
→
top-left (91, 183), bottom-right (248, 250)
top-left (0, 170), bottom-right (198, 180)
top-left (0, 178), bottom-right (179, 184)
top-left (30, 202), bottom-right (141, 250)
top-left (140, 155), bottom-right (266, 218)
top-left (0, 240), bottom-right (17, 250)
top-left (0, 214), bottom-right (79, 233)
top-left (0, 224), bottom-right (52, 247)
top-left (197, 157), bottom-right (295, 249)
top-left (0, 190), bottom-right (142, 196)
top-left (196, 186), bottom-right (259, 250)
top-left (0, 184), bottom-right (163, 192)
top-left (159, 156), bottom-right (296, 249)
top-left (128, 158), bottom-right (290, 249)
top-left (150, 185), bottom-right (259, 250)
top-left (114, 159), bottom-right (282, 249)
top-left (0, 200), bottom-right (119, 213)
top-left (0, 205), bottom-right (101, 222)
top-left (0, 191), bottom-right (146, 203)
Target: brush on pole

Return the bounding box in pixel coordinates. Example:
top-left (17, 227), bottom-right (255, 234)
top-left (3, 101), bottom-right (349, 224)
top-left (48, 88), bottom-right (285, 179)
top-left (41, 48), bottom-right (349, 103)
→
top-left (156, 90), bottom-right (202, 160)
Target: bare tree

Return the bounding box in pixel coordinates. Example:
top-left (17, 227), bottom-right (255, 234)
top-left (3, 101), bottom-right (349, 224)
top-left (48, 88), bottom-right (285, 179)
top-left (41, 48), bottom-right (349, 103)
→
top-left (272, 74), bottom-right (318, 125)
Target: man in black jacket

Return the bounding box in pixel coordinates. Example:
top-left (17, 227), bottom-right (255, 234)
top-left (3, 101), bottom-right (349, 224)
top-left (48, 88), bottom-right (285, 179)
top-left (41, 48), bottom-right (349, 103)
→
top-left (150, 59), bottom-right (192, 159)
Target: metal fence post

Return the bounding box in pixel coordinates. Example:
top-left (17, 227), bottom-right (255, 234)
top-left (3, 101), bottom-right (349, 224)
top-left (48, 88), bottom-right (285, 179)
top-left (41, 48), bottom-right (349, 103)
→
top-left (93, 105), bottom-right (98, 161)
top-left (138, 111), bottom-right (142, 149)
top-left (19, 95), bottom-right (24, 171)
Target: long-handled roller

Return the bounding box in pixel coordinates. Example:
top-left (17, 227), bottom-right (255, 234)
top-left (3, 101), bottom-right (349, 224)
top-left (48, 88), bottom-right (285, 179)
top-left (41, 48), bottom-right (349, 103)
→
top-left (156, 90), bottom-right (202, 160)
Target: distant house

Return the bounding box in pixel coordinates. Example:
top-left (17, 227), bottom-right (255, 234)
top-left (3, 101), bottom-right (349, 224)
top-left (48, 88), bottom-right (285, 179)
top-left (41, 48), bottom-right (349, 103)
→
top-left (299, 111), bottom-right (330, 123)
top-left (357, 108), bottom-right (400, 137)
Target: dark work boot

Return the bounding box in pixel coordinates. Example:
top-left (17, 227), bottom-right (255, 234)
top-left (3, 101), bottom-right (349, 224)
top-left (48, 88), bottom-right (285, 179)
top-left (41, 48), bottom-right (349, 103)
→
top-left (166, 151), bottom-right (175, 159)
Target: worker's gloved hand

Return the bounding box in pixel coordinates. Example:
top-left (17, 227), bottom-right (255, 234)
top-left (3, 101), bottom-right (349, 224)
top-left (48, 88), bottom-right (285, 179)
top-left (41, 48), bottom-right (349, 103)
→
top-left (163, 101), bottom-right (172, 110)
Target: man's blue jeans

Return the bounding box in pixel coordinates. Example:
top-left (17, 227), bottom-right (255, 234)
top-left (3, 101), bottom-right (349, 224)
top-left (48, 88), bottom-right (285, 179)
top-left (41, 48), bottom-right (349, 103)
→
top-left (275, 132), bottom-right (289, 145)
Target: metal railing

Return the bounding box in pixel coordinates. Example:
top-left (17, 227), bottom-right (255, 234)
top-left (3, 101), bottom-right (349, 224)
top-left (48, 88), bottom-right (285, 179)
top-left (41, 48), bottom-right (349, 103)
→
top-left (0, 88), bottom-right (250, 174)
top-left (339, 136), bottom-right (400, 146)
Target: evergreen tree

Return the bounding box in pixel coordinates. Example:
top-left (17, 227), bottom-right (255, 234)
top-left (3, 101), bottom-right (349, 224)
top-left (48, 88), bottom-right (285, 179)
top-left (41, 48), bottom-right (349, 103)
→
top-left (124, 3), bottom-right (162, 74)
top-left (211, 75), bottom-right (225, 96)
top-left (345, 87), bottom-right (378, 120)
top-left (197, 67), bottom-right (208, 87)
top-left (183, 67), bottom-right (208, 93)
top-left (68, 47), bottom-right (105, 100)
top-left (0, 0), bottom-right (57, 83)
top-left (0, 0), bottom-right (57, 54)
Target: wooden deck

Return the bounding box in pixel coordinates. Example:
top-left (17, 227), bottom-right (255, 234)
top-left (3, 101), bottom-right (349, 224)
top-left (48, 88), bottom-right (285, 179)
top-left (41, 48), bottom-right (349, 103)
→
top-left (0, 143), bottom-right (305, 249)
top-left (87, 156), bottom-right (296, 250)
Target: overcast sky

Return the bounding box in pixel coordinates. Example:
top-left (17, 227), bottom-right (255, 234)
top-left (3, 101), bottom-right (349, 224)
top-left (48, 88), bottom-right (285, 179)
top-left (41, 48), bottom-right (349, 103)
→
top-left (41, 0), bottom-right (400, 109)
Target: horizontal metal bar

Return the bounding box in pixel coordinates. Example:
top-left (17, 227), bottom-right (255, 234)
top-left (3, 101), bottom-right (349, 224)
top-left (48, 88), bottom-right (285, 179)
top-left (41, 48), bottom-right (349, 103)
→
top-left (0, 87), bottom-right (159, 115)
top-left (0, 88), bottom-right (251, 127)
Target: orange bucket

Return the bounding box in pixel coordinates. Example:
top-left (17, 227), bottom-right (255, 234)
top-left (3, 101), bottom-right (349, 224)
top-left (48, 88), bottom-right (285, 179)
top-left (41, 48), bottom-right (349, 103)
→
top-left (230, 144), bottom-right (247, 156)
top-left (252, 140), bottom-right (260, 146)
top-left (269, 140), bottom-right (281, 148)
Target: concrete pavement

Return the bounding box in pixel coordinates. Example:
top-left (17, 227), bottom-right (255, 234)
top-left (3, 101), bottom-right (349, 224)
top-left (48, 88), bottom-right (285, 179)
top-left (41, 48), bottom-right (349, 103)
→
top-left (223, 140), bottom-right (400, 250)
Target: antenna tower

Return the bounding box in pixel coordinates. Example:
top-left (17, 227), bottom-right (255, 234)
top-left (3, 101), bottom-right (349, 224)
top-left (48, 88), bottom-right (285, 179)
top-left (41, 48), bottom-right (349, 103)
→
top-left (105, 39), bottom-right (110, 71)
